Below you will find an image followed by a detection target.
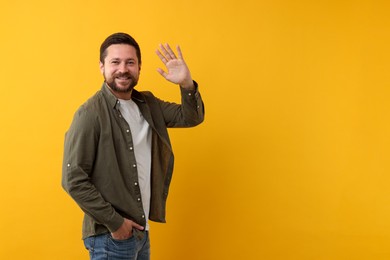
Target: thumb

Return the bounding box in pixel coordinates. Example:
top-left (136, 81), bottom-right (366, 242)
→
top-left (157, 68), bottom-right (168, 79)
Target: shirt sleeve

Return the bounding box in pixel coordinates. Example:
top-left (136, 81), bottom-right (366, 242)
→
top-left (158, 80), bottom-right (205, 127)
top-left (61, 106), bottom-right (124, 233)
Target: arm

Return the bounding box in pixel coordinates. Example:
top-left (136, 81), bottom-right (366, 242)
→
top-left (155, 44), bottom-right (205, 127)
top-left (61, 107), bottom-right (124, 233)
top-left (155, 82), bottom-right (205, 127)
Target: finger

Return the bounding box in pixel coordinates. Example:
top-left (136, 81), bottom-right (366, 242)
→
top-left (158, 44), bottom-right (169, 60)
top-left (155, 49), bottom-right (168, 64)
top-left (159, 43), bottom-right (175, 60)
top-left (132, 221), bottom-right (145, 230)
top-left (176, 45), bottom-right (184, 60)
top-left (164, 43), bottom-right (177, 59)
top-left (156, 44), bottom-right (173, 62)
top-left (156, 68), bottom-right (168, 79)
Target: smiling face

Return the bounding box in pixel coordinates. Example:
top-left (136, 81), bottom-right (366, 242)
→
top-left (100, 44), bottom-right (141, 99)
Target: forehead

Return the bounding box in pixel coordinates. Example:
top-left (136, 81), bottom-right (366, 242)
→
top-left (105, 44), bottom-right (138, 60)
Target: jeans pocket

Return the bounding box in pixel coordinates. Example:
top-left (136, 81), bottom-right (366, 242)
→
top-left (109, 233), bottom-right (135, 243)
top-left (108, 234), bottom-right (137, 258)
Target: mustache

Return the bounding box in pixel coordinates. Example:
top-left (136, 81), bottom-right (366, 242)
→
top-left (114, 72), bottom-right (132, 78)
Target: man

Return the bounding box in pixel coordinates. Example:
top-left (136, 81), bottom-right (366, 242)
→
top-left (62, 32), bottom-right (204, 260)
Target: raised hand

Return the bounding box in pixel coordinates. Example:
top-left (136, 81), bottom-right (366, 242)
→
top-left (155, 43), bottom-right (194, 89)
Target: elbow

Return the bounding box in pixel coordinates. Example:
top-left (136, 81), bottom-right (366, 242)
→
top-left (185, 112), bottom-right (205, 127)
top-left (192, 105), bottom-right (205, 126)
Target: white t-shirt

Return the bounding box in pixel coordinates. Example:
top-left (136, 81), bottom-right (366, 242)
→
top-left (118, 98), bottom-right (152, 230)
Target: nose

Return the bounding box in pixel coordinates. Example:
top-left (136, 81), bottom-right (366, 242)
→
top-left (118, 62), bottom-right (128, 73)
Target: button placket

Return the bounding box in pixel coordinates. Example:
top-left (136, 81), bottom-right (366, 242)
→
top-left (117, 99), bottom-right (145, 221)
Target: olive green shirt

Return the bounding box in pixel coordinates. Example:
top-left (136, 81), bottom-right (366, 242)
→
top-left (62, 82), bottom-right (204, 239)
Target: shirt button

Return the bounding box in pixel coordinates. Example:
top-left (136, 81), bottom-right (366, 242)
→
top-left (188, 93), bottom-right (192, 96)
top-left (67, 163), bottom-right (70, 167)
top-left (129, 147), bottom-right (133, 150)
top-left (134, 182), bottom-right (138, 186)
top-left (133, 164), bottom-right (136, 168)
top-left (142, 215), bottom-right (145, 218)
top-left (138, 198), bottom-right (141, 201)
top-left (126, 129), bottom-right (130, 133)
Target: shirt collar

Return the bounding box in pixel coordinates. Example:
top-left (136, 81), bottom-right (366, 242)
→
top-left (101, 83), bottom-right (145, 110)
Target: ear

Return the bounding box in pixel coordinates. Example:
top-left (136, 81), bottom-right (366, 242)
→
top-left (99, 62), bottom-right (104, 74)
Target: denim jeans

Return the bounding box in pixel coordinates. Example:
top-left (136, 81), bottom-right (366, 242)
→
top-left (84, 232), bottom-right (150, 260)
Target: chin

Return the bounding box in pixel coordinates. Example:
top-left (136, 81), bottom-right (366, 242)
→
top-left (106, 82), bottom-right (134, 94)
top-left (119, 86), bottom-right (133, 93)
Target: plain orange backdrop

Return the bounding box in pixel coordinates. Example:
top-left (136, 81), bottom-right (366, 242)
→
top-left (0, 0), bottom-right (390, 259)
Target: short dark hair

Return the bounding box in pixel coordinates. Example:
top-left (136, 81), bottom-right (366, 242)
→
top-left (100, 32), bottom-right (141, 65)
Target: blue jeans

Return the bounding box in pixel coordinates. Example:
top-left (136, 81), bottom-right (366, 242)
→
top-left (84, 232), bottom-right (150, 260)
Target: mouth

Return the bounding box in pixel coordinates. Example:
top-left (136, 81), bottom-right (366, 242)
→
top-left (115, 76), bottom-right (131, 83)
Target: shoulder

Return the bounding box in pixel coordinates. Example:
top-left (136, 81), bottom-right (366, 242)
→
top-left (133, 89), bottom-right (161, 104)
top-left (136, 90), bottom-right (156, 99)
top-left (81, 90), bottom-right (106, 111)
top-left (72, 90), bottom-right (106, 127)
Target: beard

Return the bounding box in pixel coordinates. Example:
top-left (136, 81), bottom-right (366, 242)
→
top-left (104, 71), bottom-right (139, 93)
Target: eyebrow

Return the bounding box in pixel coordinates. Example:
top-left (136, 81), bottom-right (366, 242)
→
top-left (109, 58), bottom-right (136, 62)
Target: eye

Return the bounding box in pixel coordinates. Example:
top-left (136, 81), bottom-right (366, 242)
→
top-left (111, 60), bottom-right (119, 64)
top-left (127, 61), bottom-right (135, 65)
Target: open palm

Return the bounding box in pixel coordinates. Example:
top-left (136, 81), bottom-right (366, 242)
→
top-left (156, 44), bottom-right (193, 88)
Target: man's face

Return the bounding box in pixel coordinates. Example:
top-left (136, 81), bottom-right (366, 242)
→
top-left (100, 44), bottom-right (140, 94)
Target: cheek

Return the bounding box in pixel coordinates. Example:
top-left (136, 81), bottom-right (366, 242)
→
top-left (132, 68), bottom-right (140, 77)
top-left (104, 68), bottom-right (116, 78)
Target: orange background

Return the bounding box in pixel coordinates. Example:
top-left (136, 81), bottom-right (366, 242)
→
top-left (1, 0), bottom-right (390, 259)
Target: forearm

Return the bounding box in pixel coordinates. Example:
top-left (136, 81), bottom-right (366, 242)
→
top-left (62, 167), bottom-right (124, 232)
top-left (179, 81), bottom-right (205, 125)
top-left (158, 80), bottom-right (205, 127)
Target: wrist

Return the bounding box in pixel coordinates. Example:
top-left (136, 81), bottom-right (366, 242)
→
top-left (180, 79), bottom-right (195, 90)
